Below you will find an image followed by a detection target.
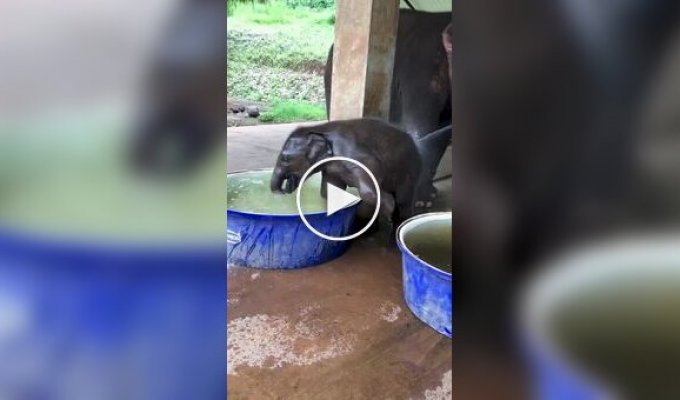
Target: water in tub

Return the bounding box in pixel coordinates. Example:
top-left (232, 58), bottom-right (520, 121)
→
top-left (403, 219), bottom-right (452, 273)
top-left (0, 106), bottom-right (225, 245)
top-left (228, 172), bottom-right (322, 214)
top-left (228, 171), bottom-right (359, 215)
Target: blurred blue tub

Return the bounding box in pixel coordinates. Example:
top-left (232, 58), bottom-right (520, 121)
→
top-left (517, 238), bottom-right (680, 399)
top-left (0, 228), bottom-right (225, 400)
top-left (521, 341), bottom-right (606, 400)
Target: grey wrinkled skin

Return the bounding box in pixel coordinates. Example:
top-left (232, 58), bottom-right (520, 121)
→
top-left (271, 118), bottom-right (422, 228)
top-left (325, 10), bottom-right (452, 204)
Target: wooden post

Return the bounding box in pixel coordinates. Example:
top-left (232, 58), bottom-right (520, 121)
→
top-left (329, 0), bottom-right (400, 120)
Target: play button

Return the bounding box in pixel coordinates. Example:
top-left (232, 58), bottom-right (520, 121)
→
top-left (296, 156), bottom-right (381, 241)
top-left (326, 183), bottom-right (361, 216)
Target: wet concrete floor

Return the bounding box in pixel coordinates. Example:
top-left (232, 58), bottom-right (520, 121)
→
top-left (227, 123), bottom-right (452, 399)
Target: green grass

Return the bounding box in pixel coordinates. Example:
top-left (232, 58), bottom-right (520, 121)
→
top-left (259, 100), bottom-right (326, 123)
top-left (229, 1), bottom-right (334, 26)
top-left (227, 0), bottom-right (334, 120)
top-left (227, 29), bottom-right (330, 71)
top-left (227, 63), bottom-right (326, 104)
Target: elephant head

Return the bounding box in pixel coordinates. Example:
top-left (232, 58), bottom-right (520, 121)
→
top-left (270, 130), bottom-right (332, 194)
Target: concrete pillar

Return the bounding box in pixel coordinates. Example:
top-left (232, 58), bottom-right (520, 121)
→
top-left (329, 0), bottom-right (400, 120)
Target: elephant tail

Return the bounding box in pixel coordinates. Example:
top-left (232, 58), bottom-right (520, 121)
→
top-left (415, 124), bottom-right (452, 178)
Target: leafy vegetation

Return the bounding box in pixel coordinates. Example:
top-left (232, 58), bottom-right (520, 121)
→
top-left (284, 0), bottom-right (335, 9)
top-left (228, 1), bottom-right (334, 26)
top-left (227, 0), bottom-right (334, 123)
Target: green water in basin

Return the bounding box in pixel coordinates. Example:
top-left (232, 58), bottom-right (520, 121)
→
top-left (403, 218), bottom-right (452, 273)
top-left (0, 108), bottom-right (225, 245)
top-left (227, 170), bottom-right (359, 215)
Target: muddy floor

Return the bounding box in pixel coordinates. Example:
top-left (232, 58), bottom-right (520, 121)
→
top-left (227, 236), bottom-right (452, 400)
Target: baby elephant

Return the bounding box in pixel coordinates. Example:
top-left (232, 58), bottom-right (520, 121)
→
top-left (270, 118), bottom-right (422, 225)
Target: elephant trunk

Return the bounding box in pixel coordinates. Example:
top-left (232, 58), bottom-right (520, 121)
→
top-left (271, 167), bottom-right (301, 194)
top-left (270, 166), bottom-right (287, 194)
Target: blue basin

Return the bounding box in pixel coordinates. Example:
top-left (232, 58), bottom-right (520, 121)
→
top-left (227, 169), bottom-right (358, 269)
top-left (396, 212), bottom-right (452, 338)
top-left (0, 228), bottom-right (225, 400)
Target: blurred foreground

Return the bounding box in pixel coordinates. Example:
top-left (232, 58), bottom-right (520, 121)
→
top-left (0, 0), bottom-right (225, 399)
top-left (454, 0), bottom-right (680, 398)
top-left (4, 0), bottom-right (680, 397)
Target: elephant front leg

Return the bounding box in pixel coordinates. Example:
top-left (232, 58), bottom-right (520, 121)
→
top-left (359, 188), bottom-right (397, 245)
top-left (320, 173), bottom-right (347, 199)
top-left (357, 177), bottom-right (397, 233)
top-left (320, 172), bottom-right (328, 199)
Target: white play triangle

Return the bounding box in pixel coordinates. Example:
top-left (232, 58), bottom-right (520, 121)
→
top-left (326, 183), bottom-right (361, 216)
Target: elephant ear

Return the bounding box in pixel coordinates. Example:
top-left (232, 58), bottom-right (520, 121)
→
top-left (442, 23), bottom-right (453, 83)
top-left (306, 132), bottom-right (331, 162)
top-left (442, 22), bottom-right (453, 55)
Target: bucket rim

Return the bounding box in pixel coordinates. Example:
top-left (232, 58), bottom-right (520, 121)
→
top-left (519, 233), bottom-right (680, 398)
top-left (227, 168), bottom-right (359, 218)
top-left (396, 211), bottom-right (452, 278)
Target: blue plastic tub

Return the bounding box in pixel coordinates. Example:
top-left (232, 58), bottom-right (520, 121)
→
top-left (227, 169), bottom-right (358, 269)
top-left (396, 212), bottom-right (452, 338)
top-left (0, 228), bottom-right (225, 400)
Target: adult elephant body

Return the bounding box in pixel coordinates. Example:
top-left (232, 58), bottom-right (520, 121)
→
top-left (324, 10), bottom-right (452, 202)
top-left (325, 10), bottom-right (451, 137)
